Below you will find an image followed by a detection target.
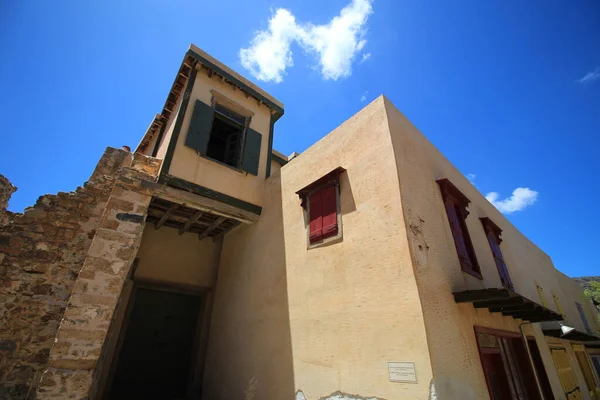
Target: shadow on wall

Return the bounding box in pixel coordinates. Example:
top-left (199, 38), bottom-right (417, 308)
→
top-left (201, 170), bottom-right (296, 399)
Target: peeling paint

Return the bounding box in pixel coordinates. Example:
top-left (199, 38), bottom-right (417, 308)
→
top-left (244, 376), bottom-right (257, 400)
top-left (296, 390), bottom-right (386, 400)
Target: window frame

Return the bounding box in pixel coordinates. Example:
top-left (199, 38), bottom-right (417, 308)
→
top-left (297, 168), bottom-right (345, 249)
top-left (480, 217), bottom-right (513, 290)
top-left (437, 179), bottom-right (481, 279)
top-left (436, 179), bottom-right (483, 280)
top-left (205, 99), bottom-right (250, 170)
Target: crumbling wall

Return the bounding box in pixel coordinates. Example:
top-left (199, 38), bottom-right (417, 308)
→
top-left (0, 174), bottom-right (17, 224)
top-left (0, 148), bottom-right (130, 399)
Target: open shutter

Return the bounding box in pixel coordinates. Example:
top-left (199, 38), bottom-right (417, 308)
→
top-left (241, 128), bottom-right (261, 175)
top-left (445, 200), bottom-right (472, 268)
top-left (309, 191), bottom-right (323, 243)
top-left (576, 303), bottom-right (592, 333)
top-left (486, 231), bottom-right (513, 289)
top-left (321, 185), bottom-right (338, 239)
top-left (185, 100), bottom-right (214, 154)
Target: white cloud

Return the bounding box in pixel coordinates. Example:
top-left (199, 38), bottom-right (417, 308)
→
top-left (239, 0), bottom-right (373, 82)
top-left (577, 67), bottom-right (600, 84)
top-left (360, 52), bottom-right (371, 63)
top-left (239, 9), bottom-right (298, 83)
top-left (485, 188), bottom-right (539, 214)
top-left (360, 90), bottom-right (368, 102)
top-left (466, 173), bottom-right (476, 184)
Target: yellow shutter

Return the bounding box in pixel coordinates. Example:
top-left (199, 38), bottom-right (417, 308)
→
top-left (551, 347), bottom-right (583, 400)
top-left (553, 293), bottom-right (567, 322)
top-left (572, 344), bottom-right (600, 399)
top-left (536, 282), bottom-right (548, 308)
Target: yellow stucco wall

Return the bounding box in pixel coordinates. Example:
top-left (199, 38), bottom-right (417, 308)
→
top-left (204, 97), bottom-right (434, 399)
top-left (202, 168), bottom-right (295, 399)
top-left (382, 96), bottom-right (589, 399)
top-left (167, 67), bottom-right (274, 208)
top-left (555, 271), bottom-right (600, 334)
top-left (134, 224), bottom-right (221, 289)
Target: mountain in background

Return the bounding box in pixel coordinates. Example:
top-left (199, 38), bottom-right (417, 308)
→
top-left (574, 276), bottom-right (600, 311)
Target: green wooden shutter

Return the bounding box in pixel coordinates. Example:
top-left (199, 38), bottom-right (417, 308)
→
top-left (241, 128), bottom-right (261, 175)
top-left (184, 100), bottom-right (214, 154)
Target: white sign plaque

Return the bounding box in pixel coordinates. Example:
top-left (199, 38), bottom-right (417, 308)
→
top-left (388, 362), bottom-right (417, 383)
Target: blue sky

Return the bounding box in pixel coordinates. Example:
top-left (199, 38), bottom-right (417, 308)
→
top-left (1, 0), bottom-right (598, 277)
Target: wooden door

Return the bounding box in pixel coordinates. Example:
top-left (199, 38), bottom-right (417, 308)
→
top-left (551, 348), bottom-right (583, 400)
top-left (572, 344), bottom-right (600, 400)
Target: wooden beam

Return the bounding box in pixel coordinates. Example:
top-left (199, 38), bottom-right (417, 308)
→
top-left (198, 217), bottom-right (226, 241)
top-left (180, 210), bottom-right (204, 235)
top-left (155, 203), bottom-right (179, 229)
top-left (141, 180), bottom-right (259, 224)
top-left (453, 289), bottom-right (510, 303)
top-left (490, 303), bottom-right (536, 313)
top-left (474, 297), bottom-right (525, 309)
top-left (503, 308), bottom-right (544, 318)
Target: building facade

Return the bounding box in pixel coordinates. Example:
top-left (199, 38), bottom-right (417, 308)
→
top-left (1, 44), bottom-right (599, 400)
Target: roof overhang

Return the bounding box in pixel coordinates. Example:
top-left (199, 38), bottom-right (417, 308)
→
top-left (453, 288), bottom-right (563, 322)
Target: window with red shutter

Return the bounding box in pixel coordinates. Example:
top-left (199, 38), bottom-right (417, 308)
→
top-left (481, 218), bottom-right (513, 290)
top-left (309, 190), bottom-right (323, 243)
top-left (320, 184), bottom-right (338, 240)
top-left (437, 179), bottom-right (481, 278)
top-left (296, 167), bottom-right (344, 247)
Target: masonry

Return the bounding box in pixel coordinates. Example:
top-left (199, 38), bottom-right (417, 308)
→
top-left (0, 148), bottom-right (160, 399)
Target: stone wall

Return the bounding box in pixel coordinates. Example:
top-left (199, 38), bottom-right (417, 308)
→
top-left (0, 174), bottom-right (17, 224)
top-left (0, 148), bottom-right (131, 399)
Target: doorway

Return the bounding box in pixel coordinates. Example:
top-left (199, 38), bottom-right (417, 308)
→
top-left (475, 327), bottom-right (547, 400)
top-left (108, 287), bottom-right (205, 400)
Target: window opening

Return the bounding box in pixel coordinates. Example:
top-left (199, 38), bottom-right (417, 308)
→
top-left (206, 105), bottom-right (247, 168)
top-left (437, 179), bottom-right (481, 278)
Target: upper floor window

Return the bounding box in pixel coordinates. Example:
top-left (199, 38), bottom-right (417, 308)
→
top-left (206, 104), bottom-right (247, 168)
top-left (185, 99), bottom-right (262, 175)
top-left (480, 218), bottom-right (513, 290)
top-left (297, 168), bottom-right (344, 247)
top-left (437, 179), bottom-right (481, 278)
top-left (575, 302), bottom-right (593, 333)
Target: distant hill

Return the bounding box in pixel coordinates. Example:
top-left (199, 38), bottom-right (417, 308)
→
top-left (574, 276), bottom-right (600, 310)
top-left (574, 276), bottom-right (600, 290)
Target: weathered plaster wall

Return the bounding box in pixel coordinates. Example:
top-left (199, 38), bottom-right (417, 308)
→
top-left (202, 168), bottom-right (295, 399)
top-left (280, 97), bottom-right (432, 399)
top-left (168, 67), bottom-right (273, 207)
top-left (134, 224), bottom-right (222, 289)
top-left (0, 148), bottom-right (130, 399)
top-left (382, 96), bottom-right (587, 399)
top-left (204, 97), bottom-right (433, 400)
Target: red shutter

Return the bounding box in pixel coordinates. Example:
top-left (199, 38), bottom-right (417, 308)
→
top-left (321, 185), bottom-right (338, 239)
top-left (309, 191), bottom-right (323, 243)
top-left (445, 200), bottom-right (472, 268)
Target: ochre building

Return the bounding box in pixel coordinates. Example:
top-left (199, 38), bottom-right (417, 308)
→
top-left (1, 44), bottom-right (599, 400)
